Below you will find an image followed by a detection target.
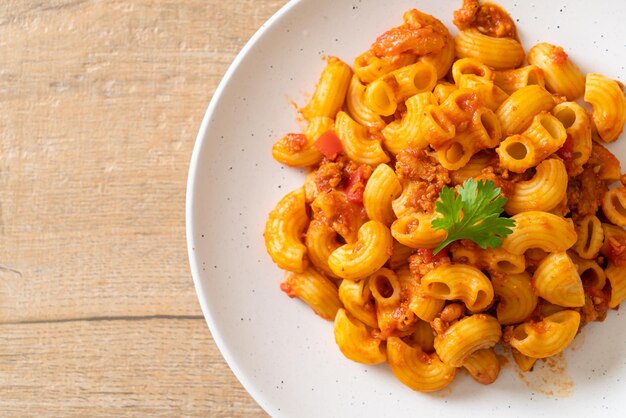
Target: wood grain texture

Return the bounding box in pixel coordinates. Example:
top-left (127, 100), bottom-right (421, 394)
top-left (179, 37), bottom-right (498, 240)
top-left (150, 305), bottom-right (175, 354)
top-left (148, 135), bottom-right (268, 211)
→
top-left (0, 0), bottom-right (287, 415)
top-left (0, 319), bottom-right (265, 416)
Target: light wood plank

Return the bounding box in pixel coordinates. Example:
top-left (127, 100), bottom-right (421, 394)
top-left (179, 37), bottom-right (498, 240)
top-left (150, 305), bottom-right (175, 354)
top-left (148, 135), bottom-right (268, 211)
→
top-left (0, 0), bottom-right (285, 320)
top-left (0, 318), bottom-right (267, 416)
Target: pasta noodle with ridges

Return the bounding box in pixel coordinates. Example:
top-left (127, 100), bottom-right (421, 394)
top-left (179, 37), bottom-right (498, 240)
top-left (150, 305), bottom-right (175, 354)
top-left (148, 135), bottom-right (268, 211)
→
top-left (527, 43), bottom-right (585, 100)
top-left (434, 314), bottom-right (502, 367)
top-left (584, 73), bottom-right (626, 142)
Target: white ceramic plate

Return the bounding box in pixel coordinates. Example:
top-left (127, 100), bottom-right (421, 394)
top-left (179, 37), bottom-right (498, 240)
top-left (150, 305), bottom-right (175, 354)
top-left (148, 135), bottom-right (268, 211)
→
top-left (187, 0), bottom-right (626, 416)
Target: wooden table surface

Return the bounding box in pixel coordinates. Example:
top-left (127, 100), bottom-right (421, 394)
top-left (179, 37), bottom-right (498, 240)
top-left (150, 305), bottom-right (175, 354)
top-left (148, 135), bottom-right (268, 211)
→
top-left (0, 0), bottom-right (288, 415)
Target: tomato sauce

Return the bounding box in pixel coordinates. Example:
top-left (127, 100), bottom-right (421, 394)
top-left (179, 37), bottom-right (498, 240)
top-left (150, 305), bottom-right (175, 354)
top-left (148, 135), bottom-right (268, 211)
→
top-left (344, 164), bottom-right (371, 204)
top-left (284, 133), bottom-right (308, 153)
top-left (280, 281), bottom-right (297, 298)
top-left (556, 134), bottom-right (575, 174)
top-left (603, 236), bottom-right (626, 266)
top-left (551, 46), bottom-right (569, 65)
top-left (453, 0), bottom-right (517, 39)
top-left (475, 3), bottom-right (517, 38)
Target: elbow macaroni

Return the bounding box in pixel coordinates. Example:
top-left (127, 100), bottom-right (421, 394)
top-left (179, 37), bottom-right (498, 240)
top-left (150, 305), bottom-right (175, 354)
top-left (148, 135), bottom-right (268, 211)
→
top-left (502, 211), bottom-right (577, 255)
top-left (271, 116), bottom-right (335, 167)
top-left (335, 111), bottom-right (390, 165)
top-left (552, 101), bottom-right (593, 175)
top-left (532, 252), bottom-right (585, 308)
top-left (496, 85), bottom-right (555, 137)
top-left (353, 51), bottom-right (416, 84)
top-left (363, 164), bottom-right (402, 226)
top-left (527, 43), bottom-right (585, 100)
top-left (492, 272), bottom-right (537, 325)
top-left (568, 251), bottom-right (606, 290)
top-left (391, 212), bottom-right (446, 249)
top-left (606, 263), bottom-right (626, 309)
top-left (458, 74), bottom-right (509, 111)
top-left (421, 264), bottom-right (494, 312)
top-left (507, 311), bottom-right (580, 358)
top-left (281, 267), bottom-right (342, 320)
top-left (584, 73), bottom-right (626, 143)
top-left (434, 314), bottom-right (502, 367)
top-left (346, 75), bottom-right (385, 129)
top-left (301, 57), bottom-right (352, 120)
top-left (451, 58), bottom-right (494, 85)
top-left (455, 28), bottom-right (524, 69)
top-left (602, 186), bottom-right (626, 227)
top-left (364, 62), bottom-right (438, 116)
top-left (334, 308), bottom-right (386, 364)
top-left (493, 65), bottom-right (545, 95)
top-left (504, 158), bottom-right (568, 215)
top-left (572, 215), bottom-right (604, 260)
top-left (463, 348), bottom-right (500, 385)
top-left (338, 277), bottom-right (378, 329)
top-left (497, 112), bottom-right (568, 172)
top-left (305, 220), bottom-right (341, 278)
top-left (387, 337), bottom-right (456, 392)
top-left (328, 220), bottom-right (393, 280)
top-left (382, 92), bottom-right (437, 153)
top-left (264, 187), bottom-right (309, 272)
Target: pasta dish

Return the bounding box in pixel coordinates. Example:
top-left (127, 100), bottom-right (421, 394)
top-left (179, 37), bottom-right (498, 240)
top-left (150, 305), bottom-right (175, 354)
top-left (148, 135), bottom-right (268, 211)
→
top-left (263, 0), bottom-right (626, 392)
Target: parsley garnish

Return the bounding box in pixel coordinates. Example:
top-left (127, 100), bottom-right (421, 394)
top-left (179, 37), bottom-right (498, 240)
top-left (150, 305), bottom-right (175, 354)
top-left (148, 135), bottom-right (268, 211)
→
top-left (432, 179), bottom-right (516, 255)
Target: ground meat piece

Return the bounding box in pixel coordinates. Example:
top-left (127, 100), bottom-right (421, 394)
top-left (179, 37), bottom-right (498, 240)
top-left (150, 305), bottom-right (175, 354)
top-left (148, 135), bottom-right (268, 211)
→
top-left (371, 26), bottom-right (445, 57)
top-left (379, 303), bottom-right (418, 340)
top-left (555, 135), bottom-right (577, 175)
top-left (283, 133), bottom-right (308, 152)
top-left (580, 295), bottom-right (600, 325)
top-left (602, 235), bottom-right (626, 267)
top-left (409, 248), bottom-right (451, 278)
top-left (453, 0), bottom-right (517, 38)
top-left (439, 303), bottom-right (466, 323)
top-left (402, 9), bottom-right (451, 36)
top-left (311, 190), bottom-right (367, 244)
top-left (314, 161), bottom-right (343, 193)
top-left (475, 166), bottom-right (515, 198)
top-left (587, 143), bottom-right (622, 181)
top-left (585, 288), bottom-right (609, 322)
top-left (394, 147), bottom-right (450, 212)
top-left (453, 0), bottom-right (480, 31)
top-left (567, 166), bottom-right (609, 220)
top-left (396, 146), bottom-right (451, 185)
top-left (502, 326), bottom-right (514, 344)
top-left (371, 9), bottom-right (449, 57)
top-left (343, 163), bottom-right (373, 205)
top-left (405, 181), bottom-right (441, 213)
top-left (342, 160), bottom-right (370, 179)
top-left (475, 3), bottom-right (517, 38)
top-left (430, 317), bottom-right (447, 336)
top-left (431, 303), bottom-right (466, 337)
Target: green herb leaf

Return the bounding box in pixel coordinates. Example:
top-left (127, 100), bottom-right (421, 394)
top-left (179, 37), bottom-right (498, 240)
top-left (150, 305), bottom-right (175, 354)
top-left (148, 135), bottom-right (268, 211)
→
top-left (432, 178), bottom-right (516, 254)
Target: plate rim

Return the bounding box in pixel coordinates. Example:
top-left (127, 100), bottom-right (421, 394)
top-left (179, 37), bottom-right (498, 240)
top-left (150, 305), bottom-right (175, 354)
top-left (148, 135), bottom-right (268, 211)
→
top-left (185, 0), bottom-right (300, 413)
